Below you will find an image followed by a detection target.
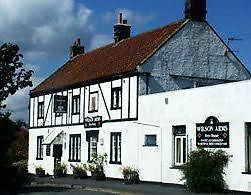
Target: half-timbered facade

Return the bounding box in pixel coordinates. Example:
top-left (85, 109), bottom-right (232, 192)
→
top-left (28, 0), bottom-right (251, 192)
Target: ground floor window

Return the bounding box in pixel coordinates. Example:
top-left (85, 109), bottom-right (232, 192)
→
top-left (36, 136), bottom-right (43, 160)
top-left (69, 134), bottom-right (81, 162)
top-left (86, 130), bottom-right (99, 161)
top-left (246, 123), bottom-right (251, 172)
top-left (46, 144), bottom-right (51, 156)
top-left (173, 125), bottom-right (186, 166)
top-left (110, 132), bottom-right (121, 164)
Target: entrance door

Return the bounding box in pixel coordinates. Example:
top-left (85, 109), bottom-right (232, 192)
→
top-left (53, 144), bottom-right (62, 167)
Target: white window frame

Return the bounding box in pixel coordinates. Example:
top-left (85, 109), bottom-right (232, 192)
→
top-left (72, 95), bottom-right (80, 114)
top-left (173, 125), bottom-right (187, 166)
top-left (36, 136), bottom-right (43, 160)
top-left (69, 134), bottom-right (81, 162)
top-left (245, 123), bottom-right (251, 172)
top-left (37, 101), bottom-right (44, 119)
top-left (110, 132), bottom-right (121, 164)
top-left (111, 87), bottom-right (122, 109)
top-left (89, 91), bottom-right (98, 112)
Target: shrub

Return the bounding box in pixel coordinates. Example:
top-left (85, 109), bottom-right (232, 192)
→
top-left (35, 166), bottom-right (45, 177)
top-left (121, 166), bottom-right (140, 184)
top-left (54, 163), bottom-right (67, 177)
top-left (88, 153), bottom-right (107, 180)
top-left (181, 148), bottom-right (231, 193)
top-left (13, 160), bottom-right (32, 187)
top-left (71, 163), bottom-right (88, 179)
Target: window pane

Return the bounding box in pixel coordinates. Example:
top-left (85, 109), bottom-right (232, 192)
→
top-left (118, 135), bottom-right (121, 162)
top-left (176, 138), bottom-right (181, 163)
top-left (145, 135), bottom-right (156, 146)
top-left (183, 137), bottom-right (186, 163)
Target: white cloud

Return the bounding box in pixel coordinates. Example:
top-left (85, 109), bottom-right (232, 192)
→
top-left (102, 8), bottom-right (155, 28)
top-left (0, 0), bottom-right (94, 59)
top-left (90, 34), bottom-right (113, 50)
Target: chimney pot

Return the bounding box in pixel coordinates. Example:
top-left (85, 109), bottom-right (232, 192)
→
top-left (117, 13), bottom-right (122, 24)
top-left (69, 38), bottom-right (85, 59)
top-left (185, 0), bottom-right (207, 21)
top-left (114, 13), bottom-right (131, 43)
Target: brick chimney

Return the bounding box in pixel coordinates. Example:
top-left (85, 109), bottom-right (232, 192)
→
top-left (184, 0), bottom-right (207, 21)
top-left (114, 13), bottom-right (131, 43)
top-left (69, 38), bottom-right (85, 58)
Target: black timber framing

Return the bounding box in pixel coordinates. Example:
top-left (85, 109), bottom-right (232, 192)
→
top-left (98, 83), bottom-right (111, 120)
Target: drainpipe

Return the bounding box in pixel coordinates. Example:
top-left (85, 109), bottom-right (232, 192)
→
top-left (133, 122), bottom-right (163, 183)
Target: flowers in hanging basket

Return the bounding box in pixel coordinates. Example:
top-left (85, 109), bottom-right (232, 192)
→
top-left (120, 166), bottom-right (140, 184)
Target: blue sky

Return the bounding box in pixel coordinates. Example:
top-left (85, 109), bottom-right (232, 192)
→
top-left (1, 0), bottom-right (251, 121)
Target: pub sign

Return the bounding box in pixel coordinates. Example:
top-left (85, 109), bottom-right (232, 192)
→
top-left (54, 95), bottom-right (68, 113)
top-left (84, 116), bottom-right (102, 128)
top-left (196, 116), bottom-right (229, 148)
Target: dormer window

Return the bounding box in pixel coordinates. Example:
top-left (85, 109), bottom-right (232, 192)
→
top-left (89, 91), bottom-right (98, 112)
top-left (111, 87), bottom-right (122, 109)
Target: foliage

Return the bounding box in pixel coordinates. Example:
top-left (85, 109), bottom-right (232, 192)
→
top-left (71, 163), bottom-right (88, 179)
top-left (181, 148), bottom-right (231, 193)
top-left (0, 43), bottom-right (33, 108)
top-left (8, 123), bottom-right (28, 162)
top-left (13, 160), bottom-right (32, 187)
top-left (54, 163), bottom-right (67, 177)
top-left (88, 153), bottom-right (107, 180)
top-left (35, 166), bottom-right (45, 177)
top-left (121, 166), bottom-right (140, 184)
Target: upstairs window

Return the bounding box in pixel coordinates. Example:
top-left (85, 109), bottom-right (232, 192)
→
top-left (37, 102), bottom-right (44, 119)
top-left (89, 92), bottom-right (98, 112)
top-left (36, 136), bottom-right (43, 160)
top-left (72, 95), bottom-right (80, 115)
top-left (173, 125), bottom-right (187, 166)
top-left (111, 87), bottom-right (122, 109)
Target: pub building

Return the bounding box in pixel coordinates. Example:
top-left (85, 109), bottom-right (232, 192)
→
top-left (28, 0), bottom-right (251, 192)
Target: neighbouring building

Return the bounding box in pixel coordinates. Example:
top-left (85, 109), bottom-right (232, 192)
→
top-left (28, 0), bottom-right (251, 192)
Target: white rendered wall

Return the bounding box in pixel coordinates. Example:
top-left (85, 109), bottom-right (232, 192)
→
top-left (139, 79), bottom-right (251, 192)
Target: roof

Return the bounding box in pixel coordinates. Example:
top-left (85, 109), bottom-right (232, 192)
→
top-left (31, 19), bottom-right (188, 95)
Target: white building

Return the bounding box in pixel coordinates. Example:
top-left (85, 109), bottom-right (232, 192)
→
top-left (28, 0), bottom-right (251, 192)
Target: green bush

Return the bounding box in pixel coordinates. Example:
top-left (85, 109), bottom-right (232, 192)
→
top-left (181, 148), bottom-right (231, 193)
top-left (71, 163), bottom-right (88, 179)
top-left (121, 166), bottom-right (140, 184)
top-left (54, 163), bottom-right (67, 177)
top-left (88, 153), bottom-right (107, 180)
top-left (35, 166), bottom-right (45, 177)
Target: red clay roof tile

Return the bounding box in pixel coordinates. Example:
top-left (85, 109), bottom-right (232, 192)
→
top-left (31, 19), bottom-right (187, 95)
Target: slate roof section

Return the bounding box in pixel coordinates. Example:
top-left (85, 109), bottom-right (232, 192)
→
top-left (31, 19), bottom-right (188, 95)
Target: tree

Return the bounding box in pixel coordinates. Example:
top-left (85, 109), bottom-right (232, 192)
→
top-left (0, 43), bottom-right (33, 108)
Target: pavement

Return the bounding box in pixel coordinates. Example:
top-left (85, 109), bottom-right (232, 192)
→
top-left (17, 175), bottom-right (249, 195)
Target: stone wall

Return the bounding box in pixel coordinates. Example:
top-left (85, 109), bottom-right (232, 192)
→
top-left (139, 21), bottom-right (251, 95)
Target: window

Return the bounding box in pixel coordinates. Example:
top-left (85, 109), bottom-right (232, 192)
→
top-left (86, 130), bottom-right (99, 161)
top-left (69, 134), bottom-right (81, 162)
top-left (110, 132), bottom-right (121, 164)
top-left (111, 87), bottom-right (122, 109)
top-left (46, 145), bottom-right (51, 156)
top-left (37, 102), bottom-right (44, 119)
top-left (72, 95), bottom-right (80, 114)
top-left (246, 123), bottom-right (251, 172)
top-left (144, 134), bottom-right (157, 146)
top-left (89, 92), bottom-right (98, 112)
top-left (36, 136), bottom-right (43, 160)
top-left (173, 125), bottom-right (186, 166)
